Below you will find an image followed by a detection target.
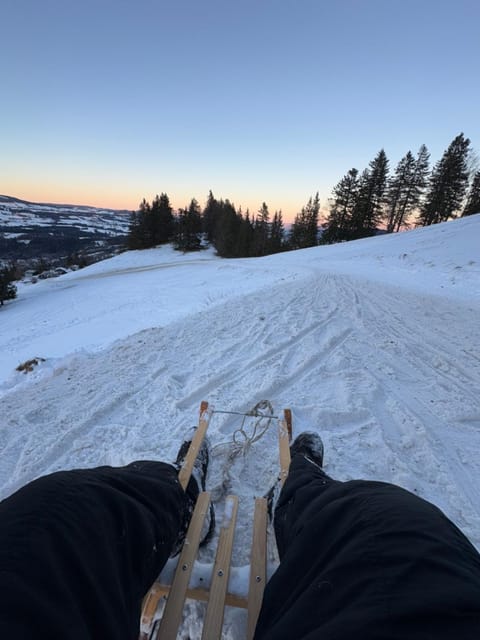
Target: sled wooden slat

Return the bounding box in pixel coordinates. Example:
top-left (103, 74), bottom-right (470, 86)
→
top-left (178, 400), bottom-right (210, 490)
top-left (278, 409), bottom-right (292, 486)
top-left (140, 583), bottom-right (164, 639)
top-left (140, 404), bottom-right (293, 640)
top-left (247, 497), bottom-right (268, 640)
top-left (202, 495), bottom-right (239, 640)
top-left (148, 583), bottom-right (248, 609)
top-left (157, 491), bottom-right (211, 639)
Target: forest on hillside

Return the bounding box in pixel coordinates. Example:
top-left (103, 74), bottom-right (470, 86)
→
top-left (128, 133), bottom-right (480, 258)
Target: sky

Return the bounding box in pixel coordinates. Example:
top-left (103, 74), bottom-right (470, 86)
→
top-left (1, 0), bottom-right (479, 222)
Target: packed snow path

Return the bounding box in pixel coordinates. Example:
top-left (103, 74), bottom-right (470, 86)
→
top-left (1, 270), bottom-right (479, 537)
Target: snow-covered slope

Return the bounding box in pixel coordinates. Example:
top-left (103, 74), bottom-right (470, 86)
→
top-left (0, 194), bottom-right (131, 263)
top-left (0, 195), bottom-right (131, 235)
top-left (0, 216), bottom-right (479, 636)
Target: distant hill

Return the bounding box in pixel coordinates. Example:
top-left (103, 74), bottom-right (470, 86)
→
top-left (0, 195), bottom-right (132, 265)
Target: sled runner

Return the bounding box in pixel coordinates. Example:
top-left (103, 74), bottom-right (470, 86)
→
top-left (139, 401), bottom-right (292, 640)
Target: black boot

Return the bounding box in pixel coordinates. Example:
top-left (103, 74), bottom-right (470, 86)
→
top-left (171, 431), bottom-right (215, 557)
top-left (290, 431), bottom-right (324, 468)
top-left (174, 432), bottom-right (210, 491)
top-left (265, 431), bottom-right (324, 520)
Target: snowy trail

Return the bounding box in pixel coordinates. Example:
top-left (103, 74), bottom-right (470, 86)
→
top-left (2, 265), bottom-right (479, 558)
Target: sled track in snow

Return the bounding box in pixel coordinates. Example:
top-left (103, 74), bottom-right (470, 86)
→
top-left (1, 271), bottom-right (479, 549)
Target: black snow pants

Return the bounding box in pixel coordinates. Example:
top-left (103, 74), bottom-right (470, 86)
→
top-left (1, 456), bottom-right (480, 639)
top-left (0, 462), bottom-right (188, 639)
top-left (254, 454), bottom-right (480, 639)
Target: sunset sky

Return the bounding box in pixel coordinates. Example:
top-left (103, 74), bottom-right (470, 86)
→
top-left (1, 0), bottom-right (478, 221)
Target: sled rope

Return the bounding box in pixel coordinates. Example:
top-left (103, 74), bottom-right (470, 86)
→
top-left (211, 400), bottom-right (276, 456)
top-left (210, 401), bottom-right (277, 500)
top-left (212, 409), bottom-right (279, 419)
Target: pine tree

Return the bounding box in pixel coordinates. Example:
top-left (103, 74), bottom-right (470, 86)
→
top-left (385, 145), bottom-right (429, 232)
top-left (269, 210), bottom-right (285, 253)
top-left (385, 153), bottom-right (415, 233)
top-left (463, 170), bottom-right (480, 217)
top-left (127, 210), bottom-right (142, 249)
top-left (348, 169), bottom-right (371, 238)
top-left (288, 207), bottom-right (306, 249)
top-left (127, 193), bottom-right (175, 249)
top-left (156, 193), bottom-right (174, 244)
top-left (237, 210), bottom-right (254, 257)
top-left (0, 264), bottom-right (17, 306)
top-left (174, 198), bottom-right (202, 251)
top-left (289, 193), bottom-right (320, 249)
top-left (202, 191), bottom-right (222, 243)
top-left (304, 192), bottom-right (320, 247)
top-left (350, 149), bottom-right (389, 238)
top-left (127, 199), bottom-right (151, 249)
top-left (214, 200), bottom-right (241, 257)
top-left (252, 203), bottom-right (270, 256)
top-left (418, 133), bottom-right (471, 226)
top-left (322, 170), bottom-right (359, 243)
top-left (149, 195), bottom-right (162, 245)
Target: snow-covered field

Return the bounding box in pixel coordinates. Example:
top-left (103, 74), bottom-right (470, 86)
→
top-left (1, 215), bottom-right (479, 637)
top-left (0, 195), bottom-right (131, 235)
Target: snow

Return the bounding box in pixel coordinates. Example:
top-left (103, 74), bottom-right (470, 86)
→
top-left (0, 195), bottom-right (131, 234)
top-left (221, 495), bottom-right (237, 528)
top-left (1, 215), bottom-right (479, 637)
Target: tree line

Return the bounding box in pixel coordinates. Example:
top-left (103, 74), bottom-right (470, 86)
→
top-left (2, 134), bottom-right (476, 310)
top-left (128, 132), bottom-right (478, 257)
top-left (323, 133), bottom-right (478, 243)
top-left (128, 191), bottom-right (320, 257)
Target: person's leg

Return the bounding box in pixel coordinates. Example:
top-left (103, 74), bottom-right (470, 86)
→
top-left (0, 461), bottom-right (190, 640)
top-left (255, 434), bottom-right (480, 640)
top-left (273, 451), bottom-right (340, 558)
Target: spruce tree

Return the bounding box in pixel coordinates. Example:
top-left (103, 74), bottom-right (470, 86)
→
top-left (127, 194), bottom-right (173, 249)
top-left (252, 203), bottom-right (270, 256)
top-left (348, 169), bottom-right (371, 238)
top-left (304, 192), bottom-right (320, 247)
top-left (269, 210), bottom-right (285, 253)
top-left (127, 199), bottom-right (150, 249)
top-left (214, 200), bottom-right (240, 257)
top-left (127, 210), bottom-right (142, 249)
top-left (149, 195), bottom-right (162, 245)
top-left (418, 133), bottom-right (471, 225)
top-left (203, 191), bottom-right (222, 243)
top-left (322, 169), bottom-right (359, 244)
top-left (385, 145), bottom-right (429, 232)
top-left (289, 207), bottom-right (307, 249)
top-left (289, 193), bottom-right (320, 249)
top-left (237, 210), bottom-right (254, 257)
top-left (174, 198), bottom-right (202, 251)
top-left (385, 152), bottom-right (415, 233)
top-left (137, 199), bottom-right (152, 248)
top-left (350, 149), bottom-right (389, 238)
top-left (322, 168), bottom-right (358, 244)
top-left (462, 170), bottom-right (480, 217)
top-left (156, 193), bottom-right (174, 243)
top-left (0, 265), bottom-right (17, 306)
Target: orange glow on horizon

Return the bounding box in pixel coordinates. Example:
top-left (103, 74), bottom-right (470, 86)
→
top-left (1, 182), bottom-right (138, 211)
top-left (1, 182), bottom-right (309, 223)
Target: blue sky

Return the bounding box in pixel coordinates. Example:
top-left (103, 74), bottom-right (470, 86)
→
top-left (1, 0), bottom-right (478, 221)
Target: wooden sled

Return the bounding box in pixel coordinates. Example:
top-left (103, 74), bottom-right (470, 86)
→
top-left (140, 401), bottom-right (292, 640)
